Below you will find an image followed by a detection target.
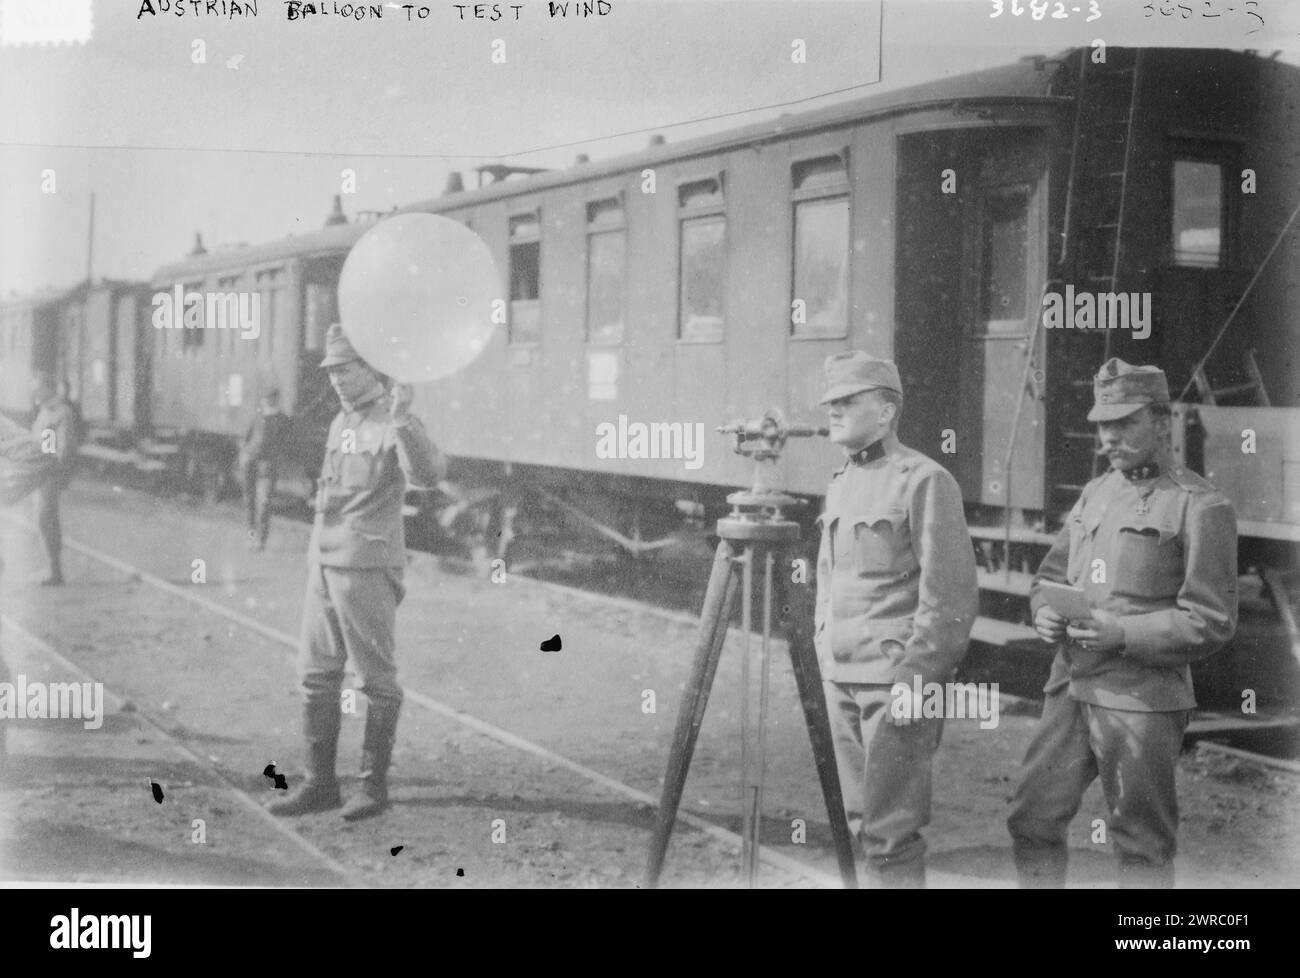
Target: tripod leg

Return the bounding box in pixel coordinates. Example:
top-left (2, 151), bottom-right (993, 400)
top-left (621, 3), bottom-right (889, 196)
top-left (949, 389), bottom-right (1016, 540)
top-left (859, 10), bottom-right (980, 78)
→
top-left (644, 538), bottom-right (740, 887)
top-left (777, 561), bottom-right (859, 889)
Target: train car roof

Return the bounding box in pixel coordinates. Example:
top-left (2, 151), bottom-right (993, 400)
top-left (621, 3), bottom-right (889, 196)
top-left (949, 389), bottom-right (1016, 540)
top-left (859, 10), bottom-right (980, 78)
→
top-left (150, 220), bottom-right (371, 284)
top-left (0, 282), bottom-right (86, 315)
top-left (398, 52), bottom-right (1076, 215)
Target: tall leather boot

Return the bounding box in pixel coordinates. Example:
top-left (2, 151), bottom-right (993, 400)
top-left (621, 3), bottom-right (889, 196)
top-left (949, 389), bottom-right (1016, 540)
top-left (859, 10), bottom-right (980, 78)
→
top-left (268, 698), bottom-right (342, 815)
top-left (341, 699), bottom-right (400, 821)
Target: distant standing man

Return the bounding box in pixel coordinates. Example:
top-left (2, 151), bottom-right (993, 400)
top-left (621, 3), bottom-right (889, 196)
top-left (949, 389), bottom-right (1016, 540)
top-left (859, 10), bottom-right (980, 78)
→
top-left (31, 374), bottom-right (78, 586)
top-left (815, 351), bottom-right (979, 888)
top-left (1007, 359), bottom-right (1238, 888)
top-left (270, 323), bottom-right (446, 821)
top-left (239, 388), bottom-right (292, 551)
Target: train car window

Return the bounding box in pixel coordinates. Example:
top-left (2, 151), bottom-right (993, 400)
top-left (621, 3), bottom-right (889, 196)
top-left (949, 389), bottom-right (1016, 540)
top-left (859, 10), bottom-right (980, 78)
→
top-left (677, 177), bottom-right (726, 341)
top-left (586, 197), bottom-right (626, 345)
top-left (792, 155), bottom-right (848, 192)
top-left (677, 177), bottom-right (723, 212)
top-left (979, 185), bottom-right (1031, 332)
top-left (181, 281), bottom-right (205, 351)
top-left (791, 154), bottom-right (849, 338)
top-left (255, 267), bottom-right (284, 356)
top-left (217, 275), bottom-right (240, 356)
top-left (509, 211), bottom-right (541, 345)
top-left (1172, 159), bottom-right (1224, 268)
top-left (304, 281), bottom-right (336, 352)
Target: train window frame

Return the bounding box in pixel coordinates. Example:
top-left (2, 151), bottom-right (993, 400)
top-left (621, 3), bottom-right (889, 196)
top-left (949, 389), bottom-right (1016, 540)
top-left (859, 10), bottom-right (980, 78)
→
top-left (216, 274), bottom-right (241, 357)
top-left (1167, 140), bottom-right (1239, 270)
top-left (584, 193), bottom-right (627, 347)
top-left (675, 173), bottom-right (727, 344)
top-left (180, 280), bottom-right (206, 354)
top-left (507, 207), bottom-right (542, 348)
top-left (254, 265), bottom-right (286, 359)
top-left (971, 181), bottom-right (1038, 339)
top-left (789, 149), bottom-right (851, 341)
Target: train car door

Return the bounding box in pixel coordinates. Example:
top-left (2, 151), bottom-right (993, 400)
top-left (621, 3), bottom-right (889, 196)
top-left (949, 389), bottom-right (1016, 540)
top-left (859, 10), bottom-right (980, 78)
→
top-left (956, 131), bottom-right (1048, 510)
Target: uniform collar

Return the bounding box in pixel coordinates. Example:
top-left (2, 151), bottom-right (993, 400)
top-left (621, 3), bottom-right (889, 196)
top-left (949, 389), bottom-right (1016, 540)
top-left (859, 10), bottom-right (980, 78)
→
top-left (340, 385), bottom-right (385, 414)
top-left (847, 439), bottom-right (887, 466)
top-left (1120, 461), bottom-right (1161, 482)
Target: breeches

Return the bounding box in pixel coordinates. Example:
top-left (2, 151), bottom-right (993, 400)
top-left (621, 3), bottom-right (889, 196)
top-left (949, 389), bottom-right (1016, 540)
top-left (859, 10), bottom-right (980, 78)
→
top-left (298, 563), bottom-right (405, 709)
top-left (1007, 687), bottom-right (1188, 885)
top-left (824, 681), bottom-right (943, 871)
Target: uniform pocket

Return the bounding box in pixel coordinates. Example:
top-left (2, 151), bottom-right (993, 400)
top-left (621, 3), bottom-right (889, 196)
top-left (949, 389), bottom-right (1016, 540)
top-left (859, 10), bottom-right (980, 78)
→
top-left (339, 450), bottom-right (377, 492)
top-left (1111, 523), bottom-right (1181, 599)
top-left (869, 618), bottom-right (913, 668)
top-left (847, 510), bottom-right (905, 575)
top-left (1066, 509), bottom-right (1102, 585)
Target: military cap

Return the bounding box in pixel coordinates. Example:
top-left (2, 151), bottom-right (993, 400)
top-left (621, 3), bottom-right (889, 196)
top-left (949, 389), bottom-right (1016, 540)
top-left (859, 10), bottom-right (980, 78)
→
top-left (819, 350), bottom-right (902, 405)
top-left (319, 322), bottom-right (362, 368)
top-left (1087, 357), bottom-right (1170, 422)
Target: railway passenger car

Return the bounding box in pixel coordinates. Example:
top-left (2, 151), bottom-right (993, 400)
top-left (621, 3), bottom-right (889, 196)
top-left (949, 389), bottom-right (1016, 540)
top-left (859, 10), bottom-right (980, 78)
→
top-left (148, 201), bottom-right (372, 494)
top-left (396, 47), bottom-right (1298, 561)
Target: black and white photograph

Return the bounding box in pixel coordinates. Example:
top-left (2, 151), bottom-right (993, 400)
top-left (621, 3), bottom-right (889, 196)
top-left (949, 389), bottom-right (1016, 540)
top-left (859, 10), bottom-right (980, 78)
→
top-left (0, 0), bottom-right (1297, 917)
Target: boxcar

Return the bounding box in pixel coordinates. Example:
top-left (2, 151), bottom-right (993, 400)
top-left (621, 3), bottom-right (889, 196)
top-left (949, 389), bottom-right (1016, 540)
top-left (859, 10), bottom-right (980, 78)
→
top-left (54, 279), bottom-right (154, 438)
top-left (0, 287), bottom-right (69, 423)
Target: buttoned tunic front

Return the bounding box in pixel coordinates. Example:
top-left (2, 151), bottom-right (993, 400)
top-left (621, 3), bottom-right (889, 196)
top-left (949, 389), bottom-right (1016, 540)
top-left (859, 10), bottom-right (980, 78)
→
top-left (1029, 465), bottom-right (1238, 711)
top-left (814, 444), bottom-right (978, 687)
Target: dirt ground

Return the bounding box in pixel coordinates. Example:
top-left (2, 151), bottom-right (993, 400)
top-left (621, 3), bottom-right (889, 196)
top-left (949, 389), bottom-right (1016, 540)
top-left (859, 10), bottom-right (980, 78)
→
top-left (0, 480), bottom-right (1296, 888)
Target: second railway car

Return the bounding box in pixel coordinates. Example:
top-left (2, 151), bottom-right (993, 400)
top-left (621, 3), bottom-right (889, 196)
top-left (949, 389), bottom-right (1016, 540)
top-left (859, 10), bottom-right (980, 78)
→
top-left (148, 203), bottom-right (372, 495)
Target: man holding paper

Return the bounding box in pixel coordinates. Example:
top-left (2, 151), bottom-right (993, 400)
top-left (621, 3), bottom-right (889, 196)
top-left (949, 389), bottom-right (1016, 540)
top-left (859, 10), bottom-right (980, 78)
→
top-left (1007, 358), bottom-right (1238, 888)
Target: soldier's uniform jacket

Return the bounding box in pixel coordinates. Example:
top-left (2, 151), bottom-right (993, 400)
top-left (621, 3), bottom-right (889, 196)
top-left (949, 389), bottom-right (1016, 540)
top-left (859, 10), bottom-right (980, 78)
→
top-left (1029, 465), bottom-right (1238, 711)
top-left (309, 387), bottom-right (446, 569)
top-left (814, 442), bottom-right (978, 686)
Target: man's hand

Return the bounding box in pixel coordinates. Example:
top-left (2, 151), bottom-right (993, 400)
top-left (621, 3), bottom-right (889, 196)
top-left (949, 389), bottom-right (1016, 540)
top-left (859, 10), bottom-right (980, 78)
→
top-left (1066, 608), bottom-right (1125, 654)
top-left (1034, 604), bottom-right (1069, 643)
top-left (389, 383), bottom-right (413, 423)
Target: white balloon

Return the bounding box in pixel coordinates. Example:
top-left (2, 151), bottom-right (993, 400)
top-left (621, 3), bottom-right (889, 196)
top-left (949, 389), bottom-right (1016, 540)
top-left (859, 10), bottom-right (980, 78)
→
top-left (337, 213), bottom-right (501, 383)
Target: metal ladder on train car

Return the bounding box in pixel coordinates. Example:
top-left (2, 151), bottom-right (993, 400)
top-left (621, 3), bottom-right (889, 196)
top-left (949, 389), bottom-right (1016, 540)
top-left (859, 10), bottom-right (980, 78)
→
top-left (1192, 349), bottom-right (1272, 406)
top-left (1049, 48), bottom-right (1143, 512)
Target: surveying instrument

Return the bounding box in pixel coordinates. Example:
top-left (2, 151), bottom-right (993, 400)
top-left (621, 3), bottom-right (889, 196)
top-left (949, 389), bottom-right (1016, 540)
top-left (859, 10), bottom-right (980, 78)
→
top-left (644, 409), bottom-right (858, 888)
